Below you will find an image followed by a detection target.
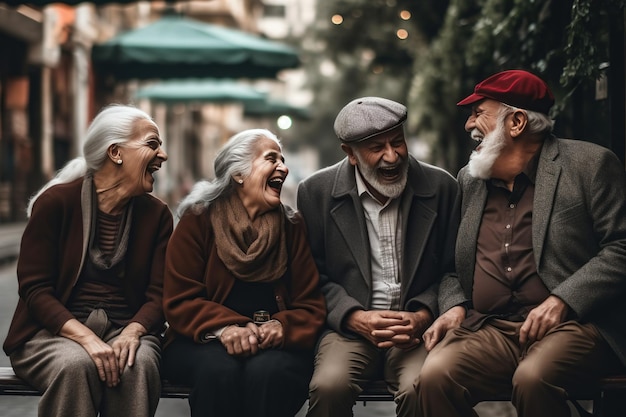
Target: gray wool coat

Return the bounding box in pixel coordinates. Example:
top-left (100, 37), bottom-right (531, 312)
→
top-left (439, 136), bottom-right (626, 365)
top-left (297, 156), bottom-right (461, 337)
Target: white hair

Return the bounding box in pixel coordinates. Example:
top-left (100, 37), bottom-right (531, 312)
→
top-left (26, 104), bottom-right (159, 217)
top-left (176, 128), bottom-right (281, 218)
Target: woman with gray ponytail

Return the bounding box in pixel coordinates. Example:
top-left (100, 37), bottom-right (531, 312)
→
top-left (162, 128), bottom-right (326, 417)
top-left (4, 104), bottom-right (172, 417)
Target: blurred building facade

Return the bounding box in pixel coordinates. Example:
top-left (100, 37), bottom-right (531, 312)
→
top-left (0, 0), bottom-right (312, 221)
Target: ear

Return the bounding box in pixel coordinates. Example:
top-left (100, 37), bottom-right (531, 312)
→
top-left (341, 143), bottom-right (358, 166)
top-left (232, 174), bottom-right (243, 184)
top-left (509, 110), bottom-right (528, 138)
top-left (107, 144), bottom-right (121, 163)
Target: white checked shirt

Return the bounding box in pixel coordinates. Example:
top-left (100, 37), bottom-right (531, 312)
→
top-left (355, 169), bottom-right (402, 311)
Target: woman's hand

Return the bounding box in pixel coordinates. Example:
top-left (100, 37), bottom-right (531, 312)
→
top-left (60, 319), bottom-right (120, 387)
top-left (258, 320), bottom-right (284, 349)
top-left (111, 322), bottom-right (147, 374)
top-left (220, 323), bottom-right (261, 356)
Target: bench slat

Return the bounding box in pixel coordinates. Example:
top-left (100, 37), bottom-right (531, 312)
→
top-left (1, 366), bottom-right (625, 407)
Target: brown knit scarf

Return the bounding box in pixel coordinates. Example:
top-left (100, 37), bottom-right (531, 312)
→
top-left (210, 193), bottom-right (287, 283)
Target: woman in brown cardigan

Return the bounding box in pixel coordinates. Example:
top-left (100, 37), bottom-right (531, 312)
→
top-left (162, 128), bottom-right (326, 417)
top-left (3, 104), bottom-right (172, 417)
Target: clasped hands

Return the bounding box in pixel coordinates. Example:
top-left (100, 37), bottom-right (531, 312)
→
top-left (220, 320), bottom-right (283, 356)
top-left (346, 309), bottom-right (433, 349)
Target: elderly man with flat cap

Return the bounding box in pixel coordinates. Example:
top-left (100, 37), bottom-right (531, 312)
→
top-left (417, 70), bottom-right (626, 417)
top-left (297, 97), bottom-right (460, 417)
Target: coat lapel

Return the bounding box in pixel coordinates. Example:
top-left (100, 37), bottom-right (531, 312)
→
top-left (330, 159), bottom-right (372, 286)
top-left (458, 169), bottom-right (487, 285)
top-left (400, 159), bottom-right (437, 294)
top-left (532, 137), bottom-right (561, 268)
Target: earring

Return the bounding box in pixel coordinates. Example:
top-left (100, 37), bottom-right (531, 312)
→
top-left (116, 159), bottom-right (123, 165)
top-left (238, 179), bottom-right (243, 184)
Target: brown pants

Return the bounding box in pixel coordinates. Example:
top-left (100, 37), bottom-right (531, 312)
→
top-left (416, 319), bottom-right (621, 417)
top-left (307, 331), bottom-right (428, 417)
top-left (10, 309), bottom-right (162, 417)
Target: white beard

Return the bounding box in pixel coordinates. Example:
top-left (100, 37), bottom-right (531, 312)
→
top-left (354, 151), bottom-right (408, 199)
top-left (468, 123), bottom-right (507, 179)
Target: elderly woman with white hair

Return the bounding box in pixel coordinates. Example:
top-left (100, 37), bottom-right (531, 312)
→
top-left (162, 128), bottom-right (326, 417)
top-left (3, 104), bottom-right (172, 417)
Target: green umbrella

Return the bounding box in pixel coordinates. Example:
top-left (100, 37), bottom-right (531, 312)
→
top-left (92, 15), bottom-right (300, 80)
top-left (134, 79), bottom-right (268, 104)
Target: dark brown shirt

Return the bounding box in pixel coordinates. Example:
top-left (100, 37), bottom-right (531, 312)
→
top-left (463, 162), bottom-right (550, 329)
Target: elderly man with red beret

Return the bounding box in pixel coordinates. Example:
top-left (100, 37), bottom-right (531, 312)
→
top-left (416, 69), bottom-right (626, 417)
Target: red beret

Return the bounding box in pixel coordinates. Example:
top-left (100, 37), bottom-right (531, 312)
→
top-left (457, 70), bottom-right (555, 114)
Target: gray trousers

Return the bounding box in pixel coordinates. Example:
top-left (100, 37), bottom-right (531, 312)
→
top-left (10, 309), bottom-right (162, 417)
top-left (306, 331), bottom-right (428, 417)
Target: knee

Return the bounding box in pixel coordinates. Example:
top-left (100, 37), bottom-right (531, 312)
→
top-left (54, 354), bottom-right (100, 383)
top-left (128, 343), bottom-right (160, 374)
top-left (512, 360), bottom-right (550, 394)
top-left (417, 355), bottom-right (452, 391)
top-left (309, 366), bottom-right (354, 399)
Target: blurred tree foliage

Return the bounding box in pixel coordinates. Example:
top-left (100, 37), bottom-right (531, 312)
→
top-left (297, 0), bottom-right (624, 174)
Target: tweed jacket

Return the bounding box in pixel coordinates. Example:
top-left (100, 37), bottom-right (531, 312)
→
top-left (163, 206), bottom-right (326, 350)
top-left (3, 177), bottom-right (173, 355)
top-left (439, 136), bottom-right (626, 365)
top-left (296, 156), bottom-right (460, 336)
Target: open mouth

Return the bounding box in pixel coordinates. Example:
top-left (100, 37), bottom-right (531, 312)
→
top-left (268, 177), bottom-right (284, 192)
top-left (378, 165), bottom-right (400, 179)
top-left (147, 164), bottom-right (160, 174)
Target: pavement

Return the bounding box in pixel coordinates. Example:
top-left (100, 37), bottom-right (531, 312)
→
top-left (0, 223), bottom-right (25, 265)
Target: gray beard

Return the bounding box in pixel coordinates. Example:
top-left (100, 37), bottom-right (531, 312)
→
top-left (354, 152), bottom-right (408, 199)
top-left (468, 125), bottom-right (507, 180)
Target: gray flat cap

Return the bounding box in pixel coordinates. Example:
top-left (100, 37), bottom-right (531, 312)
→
top-left (334, 97), bottom-right (407, 143)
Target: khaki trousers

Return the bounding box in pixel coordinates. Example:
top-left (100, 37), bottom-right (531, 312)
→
top-left (416, 319), bottom-right (621, 417)
top-left (306, 331), bottom-right (428, 417)
top-left (10, 309), bottom-right (162, 417)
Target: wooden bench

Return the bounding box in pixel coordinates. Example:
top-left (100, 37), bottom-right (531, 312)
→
top-left (1, 366), bottom-right (625, 416)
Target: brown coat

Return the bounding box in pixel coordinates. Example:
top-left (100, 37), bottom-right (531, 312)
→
top-left (163, 206), bottom-right (326, 349)
top-left (3, 178), bottom-right (173, 355)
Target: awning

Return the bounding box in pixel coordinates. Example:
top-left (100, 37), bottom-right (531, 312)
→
top-left (92, 15), bottom-right (300, 80)
top-left (134, 79), bottom-right (267, 104)
top-left (244, 99), bottom-right (311, 120)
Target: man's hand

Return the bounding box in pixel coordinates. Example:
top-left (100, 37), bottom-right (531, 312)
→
top-left (519, 295), bottom-right (568, 345)
top-left (345, 310), bottom-right (408, 345)
top-left (372, 309), bottom-right (434, 349)
top-left (422, 306), bottom-right (466, 351)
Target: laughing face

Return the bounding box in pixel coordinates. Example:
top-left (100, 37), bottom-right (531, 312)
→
top-left (121, 119), bottom-right (168, 195)
top-left (236, 137), bottom-right (288, 219)
top-left (343, 125), bottom-right (409, 202)
top-left (465, 100), bottom-right (509, 179)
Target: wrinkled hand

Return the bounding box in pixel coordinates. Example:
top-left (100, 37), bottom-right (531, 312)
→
top-left (60, 319), bottom-right (119, 387)
top-left (258, 320), bottom-right (284, 349)
top-left (372, 309), bottom-right (433, 349)
top-left (111, 322), bottom-right (146, 374)
top-left (423, 306), bottom-right (466, 351)
top-left (519, 295), bottom-right (568, 345)
top-left (220, 322), bottom-right (261, 357)
top-left (346, 310), bottom-right (408, 345)
top-left (78, 333), bottom-right (120, 387)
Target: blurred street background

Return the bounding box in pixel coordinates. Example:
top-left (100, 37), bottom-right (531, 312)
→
top-left (0, 0), bottom-right (623, 415)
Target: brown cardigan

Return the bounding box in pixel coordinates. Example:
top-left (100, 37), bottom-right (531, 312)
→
top-left (3, 178), bottom-right (173, 355)
top-left (163, 205), bottom-right (326, 349)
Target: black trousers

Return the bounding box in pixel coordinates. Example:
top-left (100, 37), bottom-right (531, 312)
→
top-left (163, 337), bottom-right (313, 417)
